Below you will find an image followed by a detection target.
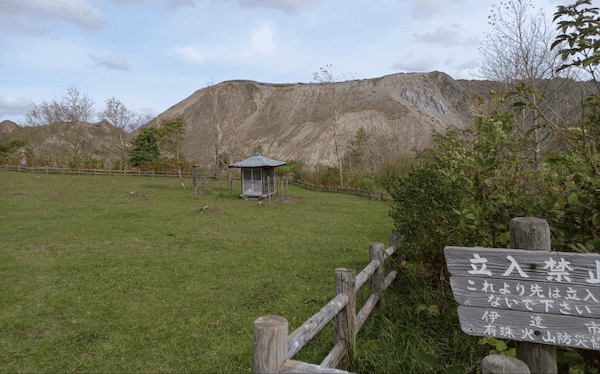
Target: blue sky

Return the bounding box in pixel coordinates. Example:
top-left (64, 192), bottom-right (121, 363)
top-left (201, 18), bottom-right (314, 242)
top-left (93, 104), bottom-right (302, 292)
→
top-left (0, 0), bottom-right (574, 124)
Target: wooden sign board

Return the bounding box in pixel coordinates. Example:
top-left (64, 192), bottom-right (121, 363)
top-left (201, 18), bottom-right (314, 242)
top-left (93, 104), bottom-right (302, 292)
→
top-left (444, 246), bottom-right (600, 350)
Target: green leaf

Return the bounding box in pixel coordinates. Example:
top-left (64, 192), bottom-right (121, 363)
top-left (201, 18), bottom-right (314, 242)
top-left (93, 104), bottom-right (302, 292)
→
top-left (416, 353), bottom-right (438, 368)
top-left (444, 365), bottom-right (466, 374)
top-left (567, 193), bottom-right (579, 205)
top-left (465, 213), bottom-right (476, 220)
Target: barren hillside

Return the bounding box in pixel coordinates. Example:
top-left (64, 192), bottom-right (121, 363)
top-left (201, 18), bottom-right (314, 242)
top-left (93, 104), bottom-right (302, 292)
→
top-left (143, 71), bottom-right (479, 167)
top-left (7, 71), bottom-right (591, 168)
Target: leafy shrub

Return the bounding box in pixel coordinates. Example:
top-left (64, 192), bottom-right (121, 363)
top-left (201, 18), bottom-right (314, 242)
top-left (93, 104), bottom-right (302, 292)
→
top-left (275, 159), bottom-right (305, 179)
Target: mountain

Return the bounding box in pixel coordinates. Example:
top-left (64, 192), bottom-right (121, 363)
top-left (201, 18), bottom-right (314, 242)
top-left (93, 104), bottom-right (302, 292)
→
top-left (6, 71), bottom-right (591, 168)
top-left (142, 71), bottom-right (484, 167)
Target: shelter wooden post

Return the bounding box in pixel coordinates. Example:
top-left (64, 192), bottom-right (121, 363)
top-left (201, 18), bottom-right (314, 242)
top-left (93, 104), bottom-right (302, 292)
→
top-left (369, 242), bottom-right (385, 308)
top-left (510, 217), bottom-right (557, 374)
top-left (267, 176), bottom-right (271, 204)
top-left (334, 268), bottom-right (356, 370)
top-left (285, 178), bottom-right (288, 198)
top-left (253, 315), bottom-right (288, 374)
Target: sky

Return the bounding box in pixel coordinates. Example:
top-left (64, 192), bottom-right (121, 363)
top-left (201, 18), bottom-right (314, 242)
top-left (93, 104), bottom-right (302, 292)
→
top-left (0, 0), bottom-right (583, 125)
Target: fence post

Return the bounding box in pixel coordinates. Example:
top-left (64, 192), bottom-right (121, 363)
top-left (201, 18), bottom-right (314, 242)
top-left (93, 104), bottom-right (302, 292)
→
top-left (510, 217), bottom-right (557, 374)
top-left (193, 165), bottom-right (198, 198)
top-left (381, 191), bottom-right (383, 200)
top-left (367, 189), bottom-right (371, 199)
top-left (285, 178), bottom-right (288, 198)
top-left (79, 168), bottom-right (81, 175)
top-left (253, 315), bottom-right (288, 374)
top-left (334, 268), bottom-right (356, 370)
top-left (46, 166), bottom-right (48, 174)
top-left (18, 165), bottom-right (20, 172)
top-left (369, 242), bottom-right (385, 308)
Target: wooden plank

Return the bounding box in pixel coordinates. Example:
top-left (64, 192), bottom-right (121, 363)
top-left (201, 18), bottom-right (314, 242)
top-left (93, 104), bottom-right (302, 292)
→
top-left (445, 246), bottom-right (600, 286)
top-left (457, 305), bottom-right (600, 350)
top-left (355, 293), bottom-right (380, 333)
top-left (450, 276), bottom-right (600, 318)
top-left (279, 359), bottom-right (354, 374)
top-left (320, 340), bottom-right (346, 369)
top-left (355, 260), bottom-right (379, 290)
top-left (383, 245), bottom-right (396, 257)
top-left (383, 270), bottom-right (398, 292)
top-left (287, 293), bottom-right (349, 359)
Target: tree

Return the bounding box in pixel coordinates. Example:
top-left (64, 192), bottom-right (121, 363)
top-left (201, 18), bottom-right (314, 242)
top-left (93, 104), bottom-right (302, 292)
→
top-left (129, 127), bottom-right (162, 168)
top-left (195, 81), bottom-right (248, 178)
top-left (158, 117), bottom-right (187, 188)
top-left (479, 0), bottom-right (562, 86)
top-left (312, 65), bottom-right (358, 187)
top-left (0, 138), bottom-right (27, 164)
top-left (478, 0), bottom-right (581, 162)
top-left (99, 96), bottom-right (153, 169)
top-left (26, 86), bottom-right (95, 157)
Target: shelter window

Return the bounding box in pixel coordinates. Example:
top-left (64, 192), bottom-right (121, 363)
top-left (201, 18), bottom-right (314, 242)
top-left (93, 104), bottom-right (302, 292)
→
top-left (243, 170), bottom-right (252, 180)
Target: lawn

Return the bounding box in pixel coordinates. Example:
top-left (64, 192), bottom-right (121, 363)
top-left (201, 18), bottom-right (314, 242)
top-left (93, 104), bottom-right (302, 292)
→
top-left (0, 170), bottom-right (396, 373)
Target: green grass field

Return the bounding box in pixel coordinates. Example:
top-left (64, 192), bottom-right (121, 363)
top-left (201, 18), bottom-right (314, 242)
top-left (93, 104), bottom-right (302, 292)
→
top-left (1, 170), bottom-right (410, 373)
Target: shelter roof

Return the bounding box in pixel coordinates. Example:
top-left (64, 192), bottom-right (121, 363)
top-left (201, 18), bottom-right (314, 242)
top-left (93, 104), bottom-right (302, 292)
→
top-left (228, 152), bottom-right (286, 168)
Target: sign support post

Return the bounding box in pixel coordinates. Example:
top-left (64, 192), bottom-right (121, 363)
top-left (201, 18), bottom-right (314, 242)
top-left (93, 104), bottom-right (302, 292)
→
top-left (510, 217), bottom-right (557, 373)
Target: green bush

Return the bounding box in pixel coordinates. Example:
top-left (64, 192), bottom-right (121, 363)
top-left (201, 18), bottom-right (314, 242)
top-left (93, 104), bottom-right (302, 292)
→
top-left (275, 159), bottom-right (305, 179)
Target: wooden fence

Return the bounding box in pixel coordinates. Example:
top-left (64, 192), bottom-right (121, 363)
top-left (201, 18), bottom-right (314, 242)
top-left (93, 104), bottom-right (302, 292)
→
top-left (286, 178), bottom-right (394, 201)
top-left (3, 165), bottom-right (394, 202)
top-left (253, 242), bottom-right (399, 373)
top-left (2, 164), bottom-right (194, 178)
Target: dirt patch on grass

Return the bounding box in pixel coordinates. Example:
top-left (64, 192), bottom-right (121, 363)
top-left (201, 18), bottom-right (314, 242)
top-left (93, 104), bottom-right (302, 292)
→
top-left (276, 196), bottom-right (299, 204)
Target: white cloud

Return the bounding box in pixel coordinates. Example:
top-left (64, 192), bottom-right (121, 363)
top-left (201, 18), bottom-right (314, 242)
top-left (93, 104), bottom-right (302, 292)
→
top-left (249, 24), bottom-right (275, 55)
top-left (1, 96), bottom-right (33, 107)
top-left (109, 0), bottom-right (196, 9)
top-left (173, 24), bottom-right (276, 65)
top-left (411, 0), bottom-right (463, 19)
top-left (0, 96), bottom-right (35, 119)
top-left (392, 54), bottom-right (436, 73)
top-left (238, 0), bottom-right (321, 13)
top-left (88, 54), bottom-right (134, 71)
top-left (173, 45), bottom-right (205, 63)
top-left (414, 23), bottom-right (465, 45)
top-left (0, 0), bottom-right (105, 36)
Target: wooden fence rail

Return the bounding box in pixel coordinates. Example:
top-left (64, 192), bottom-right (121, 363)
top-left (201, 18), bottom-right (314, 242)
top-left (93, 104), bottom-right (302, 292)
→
top-left (2, 164), bottom-right (196, 179)
top-left (253, 242), bottom-right (399, 374)
top-left (286, 178), bottom-right (394, 201)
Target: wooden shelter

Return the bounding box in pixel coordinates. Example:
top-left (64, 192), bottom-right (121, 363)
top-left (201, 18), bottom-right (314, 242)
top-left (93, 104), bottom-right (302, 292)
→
top-left (228, 152), bottom-right (286, 200)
